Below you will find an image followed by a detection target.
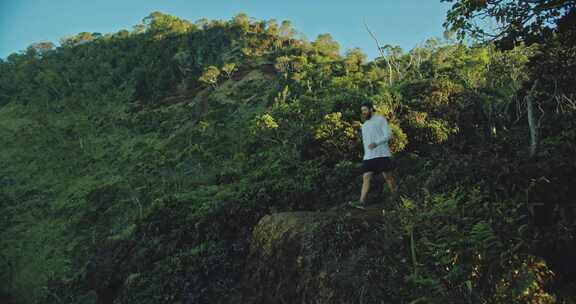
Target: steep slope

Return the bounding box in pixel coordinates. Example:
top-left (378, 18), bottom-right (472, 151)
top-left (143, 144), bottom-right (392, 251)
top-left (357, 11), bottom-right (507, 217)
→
top-left (1, 11), bottom-right (575, 304)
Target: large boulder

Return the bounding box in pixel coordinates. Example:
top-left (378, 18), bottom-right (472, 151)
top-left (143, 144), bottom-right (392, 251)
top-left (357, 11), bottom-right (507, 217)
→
top-left (241, 204), bottom-right (411, 304)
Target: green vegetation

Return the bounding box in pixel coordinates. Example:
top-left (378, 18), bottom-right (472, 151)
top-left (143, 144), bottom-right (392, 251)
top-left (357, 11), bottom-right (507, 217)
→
top-left (1, 4), bottom-right (575, 303)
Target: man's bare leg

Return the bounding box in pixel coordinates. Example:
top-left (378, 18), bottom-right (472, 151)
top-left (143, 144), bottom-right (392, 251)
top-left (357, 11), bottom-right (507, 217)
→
top-left (382, 171), bottom-right (397, 193)
top-left (360, 172), bottom-right (373, 203)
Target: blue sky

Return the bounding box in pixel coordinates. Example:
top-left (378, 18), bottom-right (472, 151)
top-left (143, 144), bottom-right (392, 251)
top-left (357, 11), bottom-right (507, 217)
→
top-left (0, 0), bottom-right (452, 61)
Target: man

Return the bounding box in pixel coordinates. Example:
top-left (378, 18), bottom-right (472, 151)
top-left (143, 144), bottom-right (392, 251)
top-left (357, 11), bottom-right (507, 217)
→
top-left (348, 101), bottom-right (398, 209)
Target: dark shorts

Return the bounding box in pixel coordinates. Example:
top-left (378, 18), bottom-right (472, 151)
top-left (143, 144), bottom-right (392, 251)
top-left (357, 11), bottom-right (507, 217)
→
top-left (362, 157), bottom-right (395, 174)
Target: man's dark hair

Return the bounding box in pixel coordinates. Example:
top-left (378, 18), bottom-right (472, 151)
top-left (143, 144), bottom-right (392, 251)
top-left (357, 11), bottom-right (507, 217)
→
top-left (360, 101), bottom-right (375, 111)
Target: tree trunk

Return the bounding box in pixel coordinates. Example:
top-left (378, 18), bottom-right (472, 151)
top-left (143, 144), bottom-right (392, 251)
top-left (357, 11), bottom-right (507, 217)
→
top-left (526, 80), bottom-right (540, 158)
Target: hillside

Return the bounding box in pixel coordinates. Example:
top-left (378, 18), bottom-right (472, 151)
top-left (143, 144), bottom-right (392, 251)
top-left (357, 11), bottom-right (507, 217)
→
top-left (1, 9), bottom-right (575, 304)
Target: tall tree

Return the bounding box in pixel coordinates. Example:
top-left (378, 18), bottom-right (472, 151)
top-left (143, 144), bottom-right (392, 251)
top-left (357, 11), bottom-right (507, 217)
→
top-left (442, 0), bottom-right (576, 48)
top-left (312, 34), bottom-right (340, 58)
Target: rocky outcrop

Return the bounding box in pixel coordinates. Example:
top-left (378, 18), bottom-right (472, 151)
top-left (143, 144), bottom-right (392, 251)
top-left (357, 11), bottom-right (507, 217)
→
top-left (241, 204), bottom-right (410, 304)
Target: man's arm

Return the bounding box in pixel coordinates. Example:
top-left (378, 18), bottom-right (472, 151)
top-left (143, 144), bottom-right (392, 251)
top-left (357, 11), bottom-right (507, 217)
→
top-left (375, 115), bottom-right (391, 146)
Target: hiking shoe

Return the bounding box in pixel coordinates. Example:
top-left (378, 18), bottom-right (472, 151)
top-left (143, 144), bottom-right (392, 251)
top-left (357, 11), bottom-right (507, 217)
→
top-left (347, 200), bottom-right (367, 210)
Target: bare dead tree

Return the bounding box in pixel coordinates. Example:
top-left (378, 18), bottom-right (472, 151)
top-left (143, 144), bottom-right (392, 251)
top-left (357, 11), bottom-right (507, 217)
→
top-left (363, 19), bottom-right (393, 85)
top-left (526, 80), bottom-right (541, 158)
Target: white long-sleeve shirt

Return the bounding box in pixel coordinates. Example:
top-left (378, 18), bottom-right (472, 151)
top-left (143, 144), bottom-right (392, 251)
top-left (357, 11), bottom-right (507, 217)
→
top-left (361, 114), bottom-right (392, 160)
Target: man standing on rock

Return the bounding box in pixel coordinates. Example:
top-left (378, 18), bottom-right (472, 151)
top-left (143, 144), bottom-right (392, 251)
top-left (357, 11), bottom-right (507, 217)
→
top-left (348, 101), bottom-right (398, 209)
